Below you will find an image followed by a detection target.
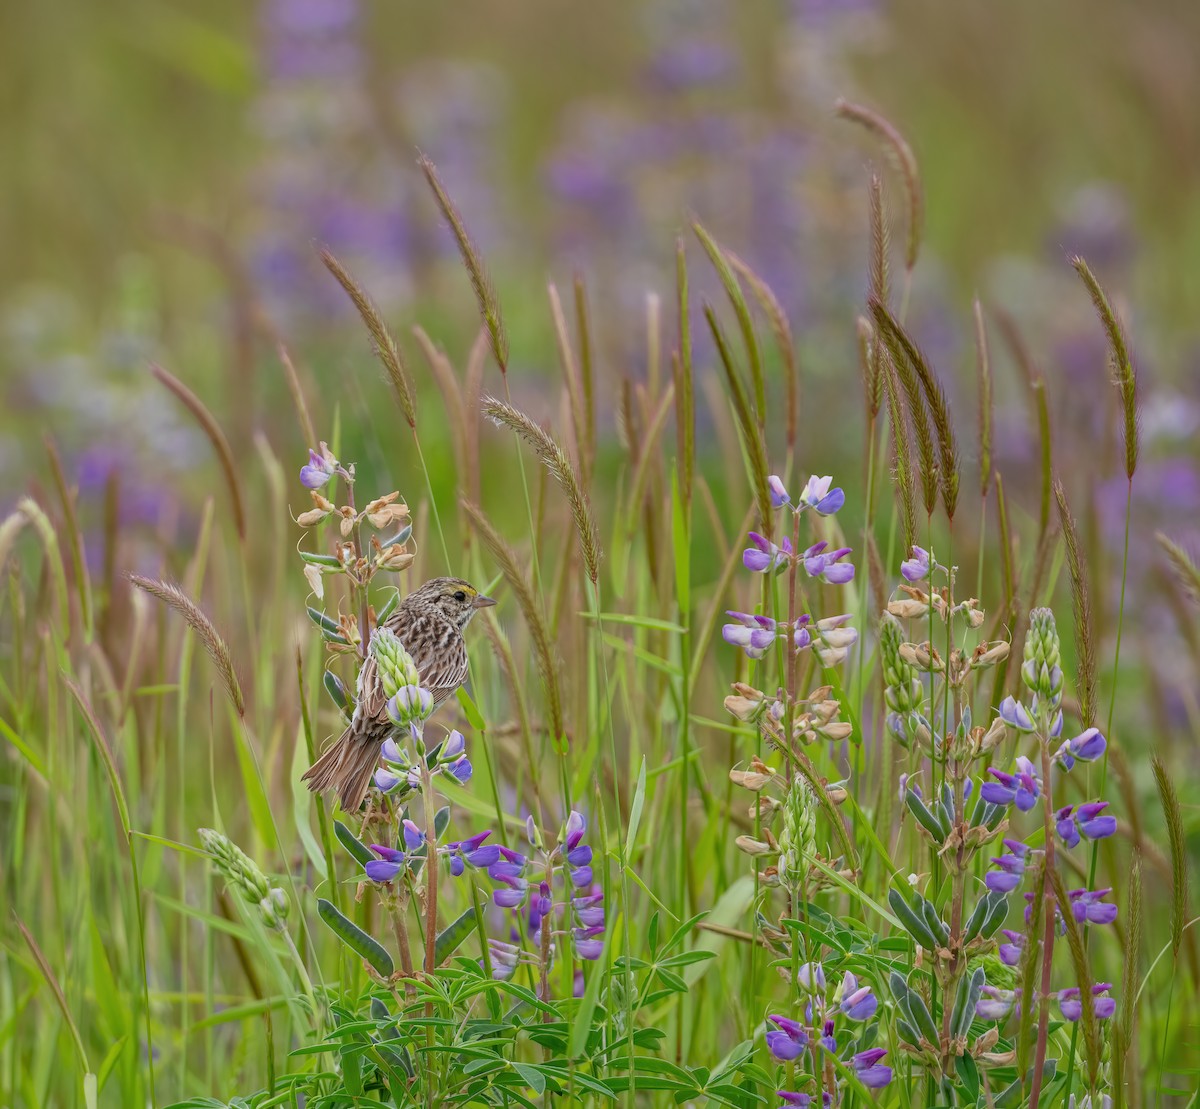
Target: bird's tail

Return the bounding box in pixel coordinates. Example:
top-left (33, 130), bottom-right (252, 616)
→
top-left (301, 725), bottom-right (380, 813)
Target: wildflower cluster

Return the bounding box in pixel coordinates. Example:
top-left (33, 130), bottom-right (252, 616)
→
top-left (296, 443), bottom-right (414, 654)
top-left (723, 473), bottom-right (857, 667)
top-left (766, 963), bottom-right (892, 1106)
top-left (488, 811), bottom-right (606, 996)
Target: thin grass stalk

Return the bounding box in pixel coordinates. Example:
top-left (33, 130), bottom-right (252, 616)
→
top-left (1156, 532), bottom-right (1200, 606)
top-left (548, 283), bottom-right (588, 465)
top-left (869, 297), bottom-right (959, 522)
top-left (836, 100), bottom-right (923, 273)
top-left (461, 500), bottom-right (565, 745)
top-left (320, 249), bottom-right (417, 429)
top-left (43, 437), bottom-right (93, 644)
top-left (482, 396), bottom-right (601, 587)
top-left (1072, 256), bottom-right (1139, 481)
top-left (277, 342), bottom-right (318, 450)
top-left (726, 249), bottom-right (798, 460)
top-left (675, 239), bottom-right (696, 502)
top-left (573, 275), bottom-right (596, 479)
top-left (150, 364), bottom-right (248, 540)
top-left (877, 341), bottom-right (917, 550)
top-left (129, 575), bottom-right (245, 718)
top-left (704, 305), bottom-right (773, 531)
top-left (1055, 481), bottom-right (1097, 726)
top-left (1115, 852), bottom-right (1142, 1106)
top-left (418, 152), bottom-right (508, 374)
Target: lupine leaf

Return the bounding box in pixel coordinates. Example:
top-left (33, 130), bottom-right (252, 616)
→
top-left (317, 898), bottom-right (394, 977)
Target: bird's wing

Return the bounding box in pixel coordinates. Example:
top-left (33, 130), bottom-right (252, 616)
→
top-left (401, 616), bottom-right (469, 699)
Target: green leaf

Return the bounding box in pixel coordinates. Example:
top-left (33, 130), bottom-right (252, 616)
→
top-left (299, 551), bottom-right (342, 567)
top-left (956, 1053), bottom-right (980, 1101)
top-left (334, 820), bottom-right (374, 868)
top-left (456, 687), bottom-right (487, 731)
top-left (317, 898), bottom-right (394, 977)
top-left (513, 1063), bottom-right (546, 1095)
top-left (376, 587), bottom-right (401, 623)
top-left (625, 756), bottom-right (647, 857)
top-left (434, 906), bottom-right (477, 966)
top-left (569, 914), bottom-right (615, 1059)
top-left (291, 727), bottom-right (328, 880)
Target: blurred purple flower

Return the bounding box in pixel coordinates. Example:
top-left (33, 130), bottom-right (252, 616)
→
top-left (744, 531), bottom-right (793, 573)
top-left (766, 1015), bottom-right (809, 1061)
top-left (1057, 983), bottom-right (1116, 1022)
top-left (1055, 727), bottom-right (1106, 770)
top-left (1056, 802), bottom-right (1116, 849)
top-left (981, 756), bottom-right (1041, 812)
top-left (986, 839), bottom-right (1032, 893)
top-left (799, 475), bottom-right (845, 515)
top-left (300, 447), bottom-right (336, 489)
top-left (852, 1047), bottom-right (892, 1088)
top-left (802, 541), bottom-right (855, 585)
top-left (723, 611), bottom-right (778, 659)
top-left (998, 929), bottom-right (1025, 967)
top-left (900, 545), bottom-right (930, 582)
top-left (768, 474), bottom-right (791, 508)
top-left (976, 985), bottom-right (1018, 1021)
top-left (365, 844), bottom-right (405, 883)
top-left (1069, 888), bottom-right (1117, 925)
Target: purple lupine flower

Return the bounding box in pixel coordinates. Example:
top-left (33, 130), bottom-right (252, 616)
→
top-left (446, 831), bottom-right (500, 877)
top-left (793, 614), bottom-right (812, 651)
top-left (976, 985), bottom-right (1018, 1020)
top-left (799, 475), bottom-right (845, 516)
top-left (489, 845), bottom-right (527, 883)
top-left (1056, 802), bottom-right (1117, 849)
top-left (401, 819), bottom-right (424, 851)
top-left (573, 888), bottom-right (605, 929)
top-left (797, 961), bottom-right (826, 993)
top-left (565, 810), bottom-right (586, 852)
top-left (493, 877), bottom-right (529, 909)
top-left (1055, 727), bottom-right (1107, 771)
top-left (838, 972), bottom-right (878, 1021)
top-left (766, 1015), bottom-right (809, 1061)
top-left (852, 1047), bottom-right (892, 1088)
top-left (776, 1094), bottom-right (815, 1108)
top-left (1057, 984), bottom-right (1116, 1022)
top-left (900, 545), bottom-right (931, 582)
top-left (998, 929), bottom-right (1025, 966)
top-left (299, 446), bottom-right (337, 489)
top-left (440, 730), bottom-right (466, 761)
top-left (1069, 888), bottom-right (1118, 925)
top-left (723, 611), bottom-right (779, 659)
top-left (767, 474), bottom-right (791, 508)
top-left (449, 755), bottom-right (473, 782)
top-left (981, 756), bottom-right (1041, 812)
top-left (998, 695), bottom-right (1035, 732)
top-left (487, 939), bottom-right (520, 981)
top-left (818, 1019), bottom-right (837, 1053)
top-left (802, 542), bottom-right (855, 585)
top-left (986, 839), bottom-right (1032, 893)
top-left (373, 767), bottom-right (404, 792)
top-left (744, 531), bottom-right (793, 573)
top-left (984, 753), bottom-right (1041, 816)
top-left (365, 844), bottom-right (405, 883)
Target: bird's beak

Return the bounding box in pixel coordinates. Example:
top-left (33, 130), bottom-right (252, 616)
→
top-left (472, 594), bottom-right (497, 609)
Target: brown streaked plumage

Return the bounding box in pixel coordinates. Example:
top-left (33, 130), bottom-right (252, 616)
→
top-left (302, 577), bottom-right (494, 810)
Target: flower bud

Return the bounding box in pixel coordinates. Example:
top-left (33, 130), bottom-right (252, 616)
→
top-left (735, 835), bottom-right (775, 857)
top-left (371, 627), bottom-right (421, 699)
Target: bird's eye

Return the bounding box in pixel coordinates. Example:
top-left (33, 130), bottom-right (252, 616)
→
top-left (453, 590), bottom-right (467, 602)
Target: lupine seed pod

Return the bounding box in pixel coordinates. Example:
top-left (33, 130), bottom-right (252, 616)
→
top-left (896, 1018), bottom-right (922, 1047)
top-left (954, 967), bottom-right (987, 1038)
top-left (921, 897), bottom-right (950, 946)
top-left (324, 671), bottom-right (350, 715)
top-left (980, 892), bottom-right (1010, 938)
top-left (907, 983), bottom-right (941, 1044)
top-left (962, 894), bottom-right (991, 944)
top-left (889, 887), bottom-right (940, 950)
top-left (906, 789), bottom-right (948, 843)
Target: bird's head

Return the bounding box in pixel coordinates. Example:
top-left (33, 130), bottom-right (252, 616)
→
top-left (408, 576), bottom-right (496, 628)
